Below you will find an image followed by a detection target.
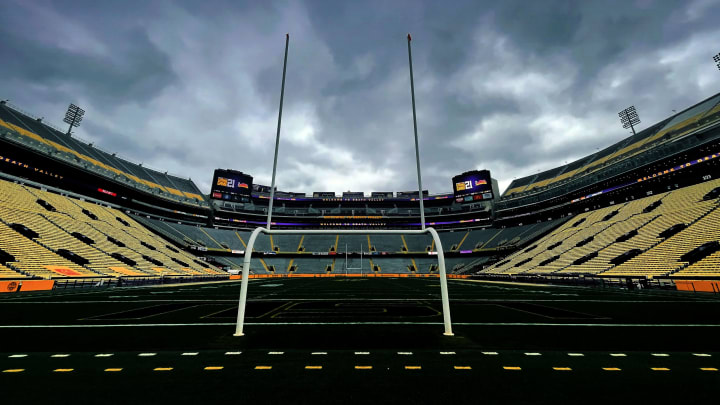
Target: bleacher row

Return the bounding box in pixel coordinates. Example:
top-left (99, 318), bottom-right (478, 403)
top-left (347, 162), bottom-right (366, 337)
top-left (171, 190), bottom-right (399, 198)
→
top-left (0, 102), bottom-right (205, 206)
top-left (0, 179), bottom-right (222, 279)
top-left (503, 93), bottom-right (720, 198)
top-left (134, 216), bottom-right (563, 255)
top-left (482, 179), bottom-right (720, 277)
top-left (209, 255), bottom-right (486, 275)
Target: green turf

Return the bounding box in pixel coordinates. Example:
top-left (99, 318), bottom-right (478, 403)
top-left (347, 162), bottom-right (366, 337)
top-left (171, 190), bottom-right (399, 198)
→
top-left (1, 278), bottom-right (719, 403)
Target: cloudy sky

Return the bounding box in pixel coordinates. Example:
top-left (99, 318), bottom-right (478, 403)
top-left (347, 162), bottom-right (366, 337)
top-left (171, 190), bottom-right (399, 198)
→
top-left (1, 0), bottom-right (719, 196)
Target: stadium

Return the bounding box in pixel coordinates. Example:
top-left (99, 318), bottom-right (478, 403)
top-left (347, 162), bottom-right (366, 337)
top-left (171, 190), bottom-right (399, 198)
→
top-left (2, 2), bottom-right (720, 404)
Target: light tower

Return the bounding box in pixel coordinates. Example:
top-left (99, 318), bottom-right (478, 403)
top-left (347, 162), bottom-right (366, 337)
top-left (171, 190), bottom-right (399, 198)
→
top-left (618, 105), bottom-right (640, 136)
top-left (713, 52), bottom-right (720, 71)
top-left (63, 103), bottom-right (85, 136)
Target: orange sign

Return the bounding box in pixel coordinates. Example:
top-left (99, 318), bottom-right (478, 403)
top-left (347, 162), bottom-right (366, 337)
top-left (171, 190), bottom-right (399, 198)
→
top-left (19, 280), bottom-right (55, 291)
top-left (0, 281), bottom-right (20, 293)
top-left (676, 280), bottom-right (720, 293)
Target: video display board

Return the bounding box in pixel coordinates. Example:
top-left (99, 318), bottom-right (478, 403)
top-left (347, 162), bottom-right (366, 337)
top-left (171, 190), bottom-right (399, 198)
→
top-left (452, 170), bottom-right (493, 199)
top-left (210, 169), bottom-right (253, 202)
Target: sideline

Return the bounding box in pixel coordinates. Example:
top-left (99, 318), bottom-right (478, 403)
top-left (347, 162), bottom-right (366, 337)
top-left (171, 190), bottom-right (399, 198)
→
top-left (1, 322), bottom-right (720, 328)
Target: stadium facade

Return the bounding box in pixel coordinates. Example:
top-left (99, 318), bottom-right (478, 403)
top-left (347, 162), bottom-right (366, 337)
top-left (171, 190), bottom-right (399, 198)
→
top-left (0, 91), bottom-right (719, 282)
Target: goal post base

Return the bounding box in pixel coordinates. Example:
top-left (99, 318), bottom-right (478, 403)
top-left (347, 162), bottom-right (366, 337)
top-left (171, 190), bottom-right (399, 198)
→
top-left (234, 227), bottom-right (454, 337)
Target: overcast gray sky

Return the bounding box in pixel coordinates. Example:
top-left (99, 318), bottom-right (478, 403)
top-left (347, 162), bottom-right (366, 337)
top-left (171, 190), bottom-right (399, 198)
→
top-left (1, 0), bottom-right (719, 195)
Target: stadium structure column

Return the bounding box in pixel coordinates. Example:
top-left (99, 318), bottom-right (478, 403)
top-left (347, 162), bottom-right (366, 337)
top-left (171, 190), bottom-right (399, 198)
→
top-left (266, 33), bottom-right (290, 230)
top-left (407, 33), bottom-right (426, 230)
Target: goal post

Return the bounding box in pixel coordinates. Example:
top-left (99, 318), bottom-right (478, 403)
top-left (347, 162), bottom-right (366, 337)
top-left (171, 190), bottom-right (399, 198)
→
top-left (344, 242), bottom-right (363, 274)
top-left (234, 227), bottom-right (454, 337)
top-left (233, 35), bottom-right (452, 337)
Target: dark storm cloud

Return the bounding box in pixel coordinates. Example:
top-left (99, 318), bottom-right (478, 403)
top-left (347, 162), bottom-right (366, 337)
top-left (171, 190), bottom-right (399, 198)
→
top-left (1, 0), bottom-right (719, 195)
top-left (0, 5), bottom-right (176, 106)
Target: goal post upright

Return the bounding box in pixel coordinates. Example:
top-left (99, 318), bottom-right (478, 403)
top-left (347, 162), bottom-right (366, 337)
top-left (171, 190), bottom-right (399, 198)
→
top-left (407, 33), bottom-right (426, 230)
top-left (266, 33), bottom-right (290, 230)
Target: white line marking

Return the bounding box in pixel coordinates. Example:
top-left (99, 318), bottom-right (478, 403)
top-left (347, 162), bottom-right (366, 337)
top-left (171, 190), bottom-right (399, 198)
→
top-left (225, 351), bottom-right (242, 355)
top-left (138, 353), bottom-right (156, 357)
top-left (693, 353), bottom-right (712, 357)
top-left (355, 352), bottom-right (370, 355)
top-left (9, 354), bottom-right (28, 358)
top-left (524, 352), bottom-right (542, 356)
top-left (268, 352), bottom-right (284, 355)
top-left (398, 352), bottom-right (413, 355)
top-left (568, 353), bottom-right (584, 357)
top-left (182, 352), bottom-right (199, 356)
top-left (610, 353), bottom-right (627, 357)
top-left (51, 354), bottom-right (70, 358)
top-left (311, 352), bottom-right (327, 355)
top-left (440, 352), bottom-right (456, 355)
top-left (651, 353), bottom-right (669, 357)
top-left (482, 352), bottom-right (499, 355)
top-left (95, 353), bottom-right (114, 357)
top-left (3, 322), bottom-right (720, 328)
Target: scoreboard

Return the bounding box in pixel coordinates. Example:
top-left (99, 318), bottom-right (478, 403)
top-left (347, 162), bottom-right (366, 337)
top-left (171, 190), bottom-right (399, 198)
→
top-left (452, 170), bottom-right (493, 201)
top-left (210, 169), bottom-right (253, 202)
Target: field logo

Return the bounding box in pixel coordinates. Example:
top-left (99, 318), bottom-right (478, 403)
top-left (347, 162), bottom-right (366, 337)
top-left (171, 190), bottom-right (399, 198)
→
top-left (7, 281), bottom-right (18, 291)
top-left (457, 179), bottom-right (487, 191)
top-left (218, 177), bottom-right (245, 189)
top-left (456, 180), bottom-right (472, 191)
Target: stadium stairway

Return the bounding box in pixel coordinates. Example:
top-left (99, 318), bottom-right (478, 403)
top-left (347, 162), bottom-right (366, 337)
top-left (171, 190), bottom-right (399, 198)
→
top-left (0, 179), bottom-right (223, 278)
top-left (486, 204), bottom-right (620, 275)
top-left (604, 202), bottom-right (720, 277)
top-left (601, 180), bottom-right (720, 277)
top-left (482, 178), bottom-right (720, 278)
top-left (536, 196), bottom-right (664, 275)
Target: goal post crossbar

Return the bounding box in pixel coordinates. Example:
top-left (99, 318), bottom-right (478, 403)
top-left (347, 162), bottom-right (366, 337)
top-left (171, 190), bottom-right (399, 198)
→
top-left (234, 227), bottom-right (454, 337)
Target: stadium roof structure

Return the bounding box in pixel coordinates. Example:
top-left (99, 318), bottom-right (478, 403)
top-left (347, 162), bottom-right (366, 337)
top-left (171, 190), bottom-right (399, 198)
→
top-left (502, 92), bottom-right (720, 201)
top-left (0, 101), bottom-right (206, 206)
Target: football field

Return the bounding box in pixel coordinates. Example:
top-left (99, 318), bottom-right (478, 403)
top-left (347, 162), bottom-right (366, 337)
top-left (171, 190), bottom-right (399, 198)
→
top-left (1, 277), bottom-right (719, 403)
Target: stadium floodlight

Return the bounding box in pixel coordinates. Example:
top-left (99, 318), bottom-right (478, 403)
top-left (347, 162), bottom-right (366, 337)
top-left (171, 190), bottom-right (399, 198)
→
top-left (63, 103), bottom-right (85, 135)
top-left (714, 52), bottom-right (720, 71)
top-left (618, 105), bottom-right (640, 136)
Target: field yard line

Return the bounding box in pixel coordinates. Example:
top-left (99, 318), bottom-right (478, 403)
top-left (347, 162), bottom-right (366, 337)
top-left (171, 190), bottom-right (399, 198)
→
top-left (1, 299), bottom-right (714, 304)
top-left (1, 322), bottom-right (720, 328)
top-left (461, 279), bottom-right (571, 288)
